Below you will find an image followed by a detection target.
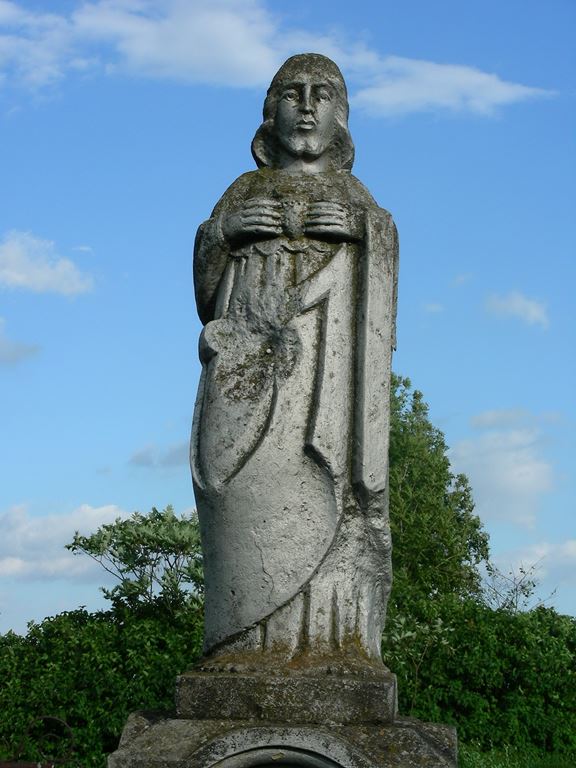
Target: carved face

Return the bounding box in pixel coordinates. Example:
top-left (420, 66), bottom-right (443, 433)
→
top-left (274, 73), bottom-right (337, 163)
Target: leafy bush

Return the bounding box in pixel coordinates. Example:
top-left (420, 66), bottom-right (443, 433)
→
top-left (383, 599), bottom-right (576, 755)
top-left (0, 605), bottom-right (203, 766)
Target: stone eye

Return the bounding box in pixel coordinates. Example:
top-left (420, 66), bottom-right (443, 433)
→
top-left (282, 89), bottom-right (299, 102)
top-left (316, 88), bottom-right (331, 102)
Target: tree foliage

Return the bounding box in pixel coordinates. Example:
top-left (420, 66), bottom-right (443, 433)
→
top-left (388, 374), bottom-right (490, 613)
top-left (66, 505), bottom-right (203, 613)
top-left (383, 377), bottom-right (576, 757)
top-left (399, 601), bottom-right (576, 753)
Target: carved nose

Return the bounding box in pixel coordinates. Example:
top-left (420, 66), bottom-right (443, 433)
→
top-left (300, 87), bottom-right (314, 113)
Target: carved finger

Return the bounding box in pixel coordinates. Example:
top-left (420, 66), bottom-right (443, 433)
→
top-left (305, 218), bottom-right (347, 229)
top-left (244, 199), bottom-right (281, 211)
top-left (245, 224), bottom-right (283, 234)
top-left (241, 219), bottom-right (282, 230)
top-left (305, 224), bottom-right (349, 236)
top-left (308, 202), bottom-right (347, 214)
top-left (243, 209), bottom-right (282, 221)
top-left (306, 214), bottom-right (346, 223)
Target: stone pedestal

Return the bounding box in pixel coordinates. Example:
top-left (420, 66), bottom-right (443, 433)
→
top-left (108, 671), bottom-right (457, 768)
top-left (176, 671), bottom-right (398, 724)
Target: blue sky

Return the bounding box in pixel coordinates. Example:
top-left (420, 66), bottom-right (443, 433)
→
top-left (0, 0), bottom-right (574, 634)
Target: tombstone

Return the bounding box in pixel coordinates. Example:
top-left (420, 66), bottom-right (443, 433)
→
top-left (109, 53), bottom-right (458, 768)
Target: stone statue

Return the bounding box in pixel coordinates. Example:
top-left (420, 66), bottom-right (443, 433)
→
top-left (110, 53), bottom-right (459, 768)
top-left (191, 53), bottom-right (399, 674)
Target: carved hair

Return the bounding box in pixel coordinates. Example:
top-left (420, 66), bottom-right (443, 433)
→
top-left (251, 53), bottom-right (355, 171)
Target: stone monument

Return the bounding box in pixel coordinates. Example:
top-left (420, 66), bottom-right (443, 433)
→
top-left (109, 53), bottom-right (458, 768)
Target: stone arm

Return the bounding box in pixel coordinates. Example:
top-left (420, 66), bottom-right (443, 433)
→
top-left (193, 218), bottom-right (230, 327)
top-left (194, 191), bottom-right (284, 325)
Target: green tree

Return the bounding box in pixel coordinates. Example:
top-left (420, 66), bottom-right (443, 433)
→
top-left (383, 375), bottom-right (491, 714)
top-left (66, 505), bottom-right (203, 614)
top-left (388, 374), bottom-right (490, 612)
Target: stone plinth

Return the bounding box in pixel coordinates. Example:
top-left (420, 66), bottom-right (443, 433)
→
top-left (109, 712), bottom-right (458, 768)
top-left (109, 669), bottom-right (458, 767)
top-left (175, 671), bottom-right (398, 725)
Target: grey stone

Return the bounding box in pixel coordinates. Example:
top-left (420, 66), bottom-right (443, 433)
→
top-left (175, 671), bottom-right (398, 724)
top-left (191, 52), bottom-right (398, 670)
top-left (109, 713), bottom-right (457, 768)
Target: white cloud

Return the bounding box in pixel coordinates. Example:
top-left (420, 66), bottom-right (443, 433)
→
top-left (0, 503), bottom-right (128, 581)
top-left (0, 1), bottom-right (552, 116)
top-left (490, 540), bottom-right (576, 613)
top-left (129, 440), bottom-right (188, 468)
top-left (471, 409), bottom-right (530, 429)
top-left (486, 291), bottom-right (549, 328)
top-left (0, 317), bottom-right (39, 365)
top-left (509, 540), bottom-right (576, 583)
top-left (471, 409), bottom-right (563, 429)
top-left (0, 230), bottom-right (93, 295)
top-left (0, 1), bottom-right (75, 87)
top-left (423, 302), bottom-right (444, 314)
top-left (73, 0), bottom-right (280, 87)
top-left (451, 421), bottom-right (554, 527)
top-left (352, 56), bottom-right (549, 116)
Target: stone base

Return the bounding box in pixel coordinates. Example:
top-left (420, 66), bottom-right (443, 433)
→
top-left (108, 712), bottom-right (458, 768)
top-left (176, 671), bottom-right (398, 725)
top-left (109, 671), bottom-right (456, 767)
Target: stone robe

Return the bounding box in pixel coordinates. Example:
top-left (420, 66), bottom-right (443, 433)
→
top-left (191, 168), bottom-right (398, 666)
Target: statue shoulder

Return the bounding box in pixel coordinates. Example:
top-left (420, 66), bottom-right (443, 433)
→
top-left (210, 171), bottom-right (263, 217)
top-left (345, 173), bottom-right (394, 220)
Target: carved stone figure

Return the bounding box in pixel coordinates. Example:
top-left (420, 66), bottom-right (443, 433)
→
top-left (109, 53), bottom-right (459, 768)
top-left (191, 53), bottom-right (399, 673)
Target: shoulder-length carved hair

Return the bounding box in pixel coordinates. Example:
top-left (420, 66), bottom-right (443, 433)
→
top-left (251, 53), bottom-right (355, 172)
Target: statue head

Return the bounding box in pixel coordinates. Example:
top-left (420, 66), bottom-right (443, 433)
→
top-left (251, 53), bottom-right (355, 172)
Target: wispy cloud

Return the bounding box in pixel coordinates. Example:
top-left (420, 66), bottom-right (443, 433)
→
top-left (0, 230), bottom-right (93, 295)
top-left (0, 0), bottom-right (76, 88)
top-left (423, 302), bottom-right (444, 314)
top-left (0, 503), bottom-right (128, 581)
top-left (73, 0), bottom-right (280, 87)
top-left (129, 440), bottom-right (188, 468)
top-left (0, 317), bottom-right (39, 365)
top-left (471, 408), bottom-right (531, 429)
top-left (490, 540), bottom-right (576, 613)
top-left (486, 290), bottom-right (549, 329)
top-left (352, 56), bottom-right (549, 116)
top-left (451, 414), bottom-right (554, 527)
top-left (503, 540), bottom-right (576, 583)
top-left (0, 1), bottom-right (552, 117)
top-left (471, 408), bottom-right (562, 429)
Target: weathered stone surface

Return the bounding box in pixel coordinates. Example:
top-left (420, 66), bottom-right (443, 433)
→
top-left (109, 713), bottom-right (458, 768)
top-left (176, 671), bottom-right (398, 724)
top-left (191, 53), bottom-right (398, 667)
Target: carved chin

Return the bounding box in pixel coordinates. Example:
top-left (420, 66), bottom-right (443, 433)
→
top-left (280, 134), bottom-right (327, 159)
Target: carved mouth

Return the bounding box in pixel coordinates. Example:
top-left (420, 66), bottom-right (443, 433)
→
top-left (296, 120), bottom-right (316, 129)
